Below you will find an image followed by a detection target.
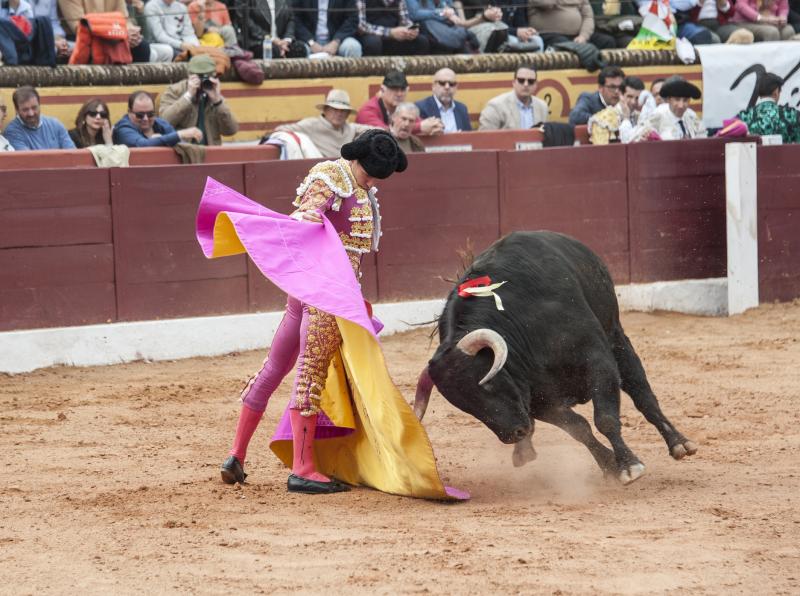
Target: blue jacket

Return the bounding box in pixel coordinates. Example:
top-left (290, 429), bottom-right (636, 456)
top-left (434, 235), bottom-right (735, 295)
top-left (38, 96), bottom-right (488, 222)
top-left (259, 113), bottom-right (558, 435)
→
top-left (415, 95), bottom-right (472, 131)
top-left (568, 91), bottom-right (605, 126)
top-left (4, 115), bottom-right (75, 150)
top-left (112, 114), bottom-right (180, 147)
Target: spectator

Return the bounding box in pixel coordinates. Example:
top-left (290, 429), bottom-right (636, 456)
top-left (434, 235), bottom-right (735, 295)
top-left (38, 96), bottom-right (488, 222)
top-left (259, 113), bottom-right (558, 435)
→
top-left (692, 0), bottom-right (743, 42)
top-left (528, 0), bottom-right (616, 50)
top-left (670, 0), bottom-right (716, 44)
top-left (144, 0), bottom-right (200, 56)
top-left (630, 77), bottom-right (706, 141)
top-left (592, 0), bottom-right (641, 48)
top-left (356, 0), bottom-right (431, 55)
top-left (188, 0), bottom-right (237, 46)
top-left (737, 73), bottom-right (800, 143)
top-left (618, 76), bottom-right (657, 142)
top-left (651, 78), bottom-right (666, 105)
top-left (568, 65), bottom-right (625, 126)
top-left (59, 0), bottom-right (174, 62)
top-left (0, 95), bottom-right (14, 152)
top-left (272, 89), bottom-right (374, 157)
top-left (32, 0), bottom-right (71, 60)
top-left (730, 0), bottom-right (796, 40)
top-left (158, 54), bottom-right (239, 145)
top-left (501, 0), bottom-right (544, 50)
top-left (292, 0), bottom-right (362, 57)
top-left (4, 86), bottom-right (76, 150)
top-left (790, 0), bottom-right (800, 30)
top-left (113, 90), bottom-right (203, 147)
top-left (228, 0), bottom-right (295, 58)
top-left (454, 0), bottom-right (510, 52)
top-left (390, 102), bottom-right (425, 152)
top-left (479, 65), bottom-right (549, 130)
top-left (415, 68), bottom-right (472, 132)
top-left (69, 98), bottom-right (113, 148)
top-left (356, 70), bottom-right (444, 134)
top-left (405, 0), bottom-right (473, 53)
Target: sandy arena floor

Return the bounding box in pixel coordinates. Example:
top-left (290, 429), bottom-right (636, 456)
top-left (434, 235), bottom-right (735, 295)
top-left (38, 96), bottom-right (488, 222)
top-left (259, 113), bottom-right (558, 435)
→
top-left (1, 302), bottom-right (799, 595)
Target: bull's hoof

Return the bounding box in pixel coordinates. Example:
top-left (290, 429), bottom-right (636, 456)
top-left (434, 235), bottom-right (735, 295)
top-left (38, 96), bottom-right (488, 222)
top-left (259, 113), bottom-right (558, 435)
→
top-left (619, 463), bottom-right (646, 485)
top-left (670, 440), bottom-right (698, 460)
top-left (511, 443), bottom-right (537, 467)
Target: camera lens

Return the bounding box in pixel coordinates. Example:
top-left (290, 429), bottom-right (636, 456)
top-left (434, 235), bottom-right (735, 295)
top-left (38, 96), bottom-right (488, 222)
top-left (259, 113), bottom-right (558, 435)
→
top-left (200, 75), bottom-right (214, 91)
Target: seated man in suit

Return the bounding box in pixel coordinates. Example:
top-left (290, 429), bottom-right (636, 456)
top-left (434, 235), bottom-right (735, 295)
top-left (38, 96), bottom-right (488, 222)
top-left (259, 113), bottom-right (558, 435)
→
top-left (568, 65), bottom-right (625, 126)
top-left (415, 68), bottom-right (471, 133)
top-left (292, 0), bottom-right (363, 57)
top-left (478, 65), bottom-right (549, 130)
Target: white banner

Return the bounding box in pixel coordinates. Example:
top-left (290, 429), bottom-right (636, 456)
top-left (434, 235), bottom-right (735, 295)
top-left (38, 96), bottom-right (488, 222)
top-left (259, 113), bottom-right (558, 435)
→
top-left (696, 42), bottom-right (800, 129)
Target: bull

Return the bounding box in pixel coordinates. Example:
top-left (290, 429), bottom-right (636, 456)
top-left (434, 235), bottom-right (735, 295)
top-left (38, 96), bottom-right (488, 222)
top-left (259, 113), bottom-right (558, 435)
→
top-left (415, 231), bottom-right (697, 484)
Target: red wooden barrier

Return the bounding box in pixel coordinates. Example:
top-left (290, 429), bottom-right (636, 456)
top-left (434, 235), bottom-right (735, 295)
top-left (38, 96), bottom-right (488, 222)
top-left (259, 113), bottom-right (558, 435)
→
top-left (420, 129), bottom-right (545, 151)
top-left (0, 168), bottom-right (115, 331)
top-left (498, 144), bottom-right (630, 283)
top-left (757, 144), bottom-right (800, 303)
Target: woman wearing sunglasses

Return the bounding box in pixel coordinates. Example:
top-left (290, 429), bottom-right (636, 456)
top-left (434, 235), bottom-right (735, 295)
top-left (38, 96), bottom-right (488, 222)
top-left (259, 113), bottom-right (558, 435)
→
top-left (69, 99), bottom-right (113, 149)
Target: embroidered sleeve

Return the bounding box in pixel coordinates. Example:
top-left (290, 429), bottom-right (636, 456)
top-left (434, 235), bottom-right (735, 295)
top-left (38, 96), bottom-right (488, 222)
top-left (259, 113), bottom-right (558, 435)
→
top-left (292, 179), bottom-right (335, 214)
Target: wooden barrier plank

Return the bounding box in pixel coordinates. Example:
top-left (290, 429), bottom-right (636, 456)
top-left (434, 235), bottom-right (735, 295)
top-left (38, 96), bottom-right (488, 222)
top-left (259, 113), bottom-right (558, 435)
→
top-left (757, 145), bottom-right (800, 302)
top-left (0, 245), bottom-right (115, 331)
top-left (627, 138), bottom-right (729, 283)
top-left (112, 163), bottom-right (249, 321)
top-left (499, 144), bottom-right (630, 284)
top-left (376, 152), bottom-right (500, 301)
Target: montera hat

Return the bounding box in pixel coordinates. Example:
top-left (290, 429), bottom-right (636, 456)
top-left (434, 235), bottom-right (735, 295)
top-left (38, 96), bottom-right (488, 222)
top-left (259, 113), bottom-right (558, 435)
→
top-left (188, 54), bottom-right (217, 75)
top-left (316, 89), bottom-right (354, 112)
top-left (659, 77), bottom-right (701, 100)
top-left (341, 129), bottom-right (408, 179)
top-left (382, 70), bottom-right (409, 89)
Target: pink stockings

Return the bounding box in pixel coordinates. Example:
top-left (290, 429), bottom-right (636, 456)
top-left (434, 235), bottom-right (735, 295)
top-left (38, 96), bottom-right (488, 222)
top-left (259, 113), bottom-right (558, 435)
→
top-left (228, 296), bottom-right (340, 483)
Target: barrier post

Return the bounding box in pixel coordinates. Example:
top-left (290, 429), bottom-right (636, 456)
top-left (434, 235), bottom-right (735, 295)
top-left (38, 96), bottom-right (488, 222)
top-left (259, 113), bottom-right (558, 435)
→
top-left (725, 142), bottom-right (759, 315)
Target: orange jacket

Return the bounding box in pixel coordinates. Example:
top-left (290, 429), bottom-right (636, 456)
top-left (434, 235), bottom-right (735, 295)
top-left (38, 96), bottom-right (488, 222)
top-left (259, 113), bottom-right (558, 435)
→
top-left (68, 12), bottom-right (132, 65)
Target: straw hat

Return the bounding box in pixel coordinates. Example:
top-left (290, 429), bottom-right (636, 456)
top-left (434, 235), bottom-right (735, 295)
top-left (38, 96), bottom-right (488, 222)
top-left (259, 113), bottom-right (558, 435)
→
top-left (316, 89), bottom-right (354, 112)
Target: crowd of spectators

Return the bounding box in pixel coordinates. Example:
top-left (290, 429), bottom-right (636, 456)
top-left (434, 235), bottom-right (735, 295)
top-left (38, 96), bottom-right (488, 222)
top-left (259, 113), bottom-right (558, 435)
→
top-left (2, 0), bottom-right (800, 67)
top-left (1, 60), bottom-right (799, 154)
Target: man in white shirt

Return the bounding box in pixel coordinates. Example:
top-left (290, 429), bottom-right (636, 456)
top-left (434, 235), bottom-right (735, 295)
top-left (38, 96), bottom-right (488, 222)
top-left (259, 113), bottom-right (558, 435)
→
top-left (627, 77), bottom-right (706, 142)
top-left (415, 68), bottom-right (472, 132)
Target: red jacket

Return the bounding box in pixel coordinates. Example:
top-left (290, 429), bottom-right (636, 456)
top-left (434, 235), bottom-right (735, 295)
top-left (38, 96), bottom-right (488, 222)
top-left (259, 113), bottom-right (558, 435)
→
top-left (355, 94), bottom-right (422, 134)
top-left (69, 12), bottom-right (132, 65)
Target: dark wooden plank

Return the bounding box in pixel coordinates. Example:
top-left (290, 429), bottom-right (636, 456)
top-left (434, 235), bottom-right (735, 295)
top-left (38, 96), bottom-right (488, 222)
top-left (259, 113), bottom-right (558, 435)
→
top-left (0, 283), bottom-right (116, 331)
top-left (0, 245), bottom-right (114, 289)
top-left (116, 277), bottom-right (249, 321)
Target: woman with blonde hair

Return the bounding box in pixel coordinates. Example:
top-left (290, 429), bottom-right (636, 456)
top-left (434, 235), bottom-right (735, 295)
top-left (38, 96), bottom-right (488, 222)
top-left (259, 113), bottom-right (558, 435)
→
top-left (69, 98), bottom-right (113, 149)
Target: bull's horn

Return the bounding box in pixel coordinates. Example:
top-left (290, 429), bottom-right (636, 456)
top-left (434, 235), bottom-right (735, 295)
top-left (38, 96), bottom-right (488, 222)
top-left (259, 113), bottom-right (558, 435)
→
top-left (456, 329), bottom-right (508, 386)
top-left (413, 366), bottom-right (434, 421)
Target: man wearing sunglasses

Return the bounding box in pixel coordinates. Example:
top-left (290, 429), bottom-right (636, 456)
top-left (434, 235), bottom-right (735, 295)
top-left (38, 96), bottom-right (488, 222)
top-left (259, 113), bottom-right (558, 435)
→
top-left (478, 65), bottom-right (548, 130)
top-left (568, 64), bottom-right (625, 126)
top-left (112, 90), bottom-right (203, 147)
top-left (416, 68), bottom-right (472, 132)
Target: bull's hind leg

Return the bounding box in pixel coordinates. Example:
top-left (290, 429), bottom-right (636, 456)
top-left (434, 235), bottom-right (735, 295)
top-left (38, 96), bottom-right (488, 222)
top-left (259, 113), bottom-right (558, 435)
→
top-left (536, 407), bottom-right (617, 478)
top-left (512, 420), bottom-right (537, 467)
top-left (612, 328), bottom-right (698, 460)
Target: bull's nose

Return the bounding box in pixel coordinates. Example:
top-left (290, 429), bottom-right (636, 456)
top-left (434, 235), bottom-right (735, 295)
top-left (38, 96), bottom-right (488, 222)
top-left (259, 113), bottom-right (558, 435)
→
top-left (512, 426), bottom-right (529, 441)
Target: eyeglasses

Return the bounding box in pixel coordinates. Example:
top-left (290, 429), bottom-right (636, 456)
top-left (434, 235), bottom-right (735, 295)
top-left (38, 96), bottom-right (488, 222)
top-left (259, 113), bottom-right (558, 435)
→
top-left (87, 109), bottom-right (108, 119)
top-left (435, 80), bottom-right (458, 87)
top-left (516, 77), bottom-right (537, 86)
top-left (132, 111), bottom-right (155, 120)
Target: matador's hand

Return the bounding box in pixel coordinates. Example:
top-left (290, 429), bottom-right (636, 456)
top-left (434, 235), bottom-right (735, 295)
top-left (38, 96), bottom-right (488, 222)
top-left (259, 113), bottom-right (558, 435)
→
top-left (291, 210), bottom-right (324, 224)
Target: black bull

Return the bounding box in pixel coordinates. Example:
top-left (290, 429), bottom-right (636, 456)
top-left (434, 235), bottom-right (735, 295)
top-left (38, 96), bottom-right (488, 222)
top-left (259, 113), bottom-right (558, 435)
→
top-left (415, 231), bottom-right (697, 484)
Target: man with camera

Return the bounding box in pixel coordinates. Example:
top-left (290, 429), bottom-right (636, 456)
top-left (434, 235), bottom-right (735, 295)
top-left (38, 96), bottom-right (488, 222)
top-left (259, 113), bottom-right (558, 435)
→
top-left (158, 54), bottom-right (239, 146)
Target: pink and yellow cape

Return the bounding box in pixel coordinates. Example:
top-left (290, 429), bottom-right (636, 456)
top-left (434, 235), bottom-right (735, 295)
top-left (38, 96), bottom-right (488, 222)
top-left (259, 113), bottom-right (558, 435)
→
top-left (196, 177), bottom-right (468, 501)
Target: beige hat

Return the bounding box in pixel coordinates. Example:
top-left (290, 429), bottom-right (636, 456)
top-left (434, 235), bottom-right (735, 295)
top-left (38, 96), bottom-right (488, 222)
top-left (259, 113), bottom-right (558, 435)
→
top-left (726, 29), bottom-right (755, 44)
top-left (316, 89), bottom-right (354, 112)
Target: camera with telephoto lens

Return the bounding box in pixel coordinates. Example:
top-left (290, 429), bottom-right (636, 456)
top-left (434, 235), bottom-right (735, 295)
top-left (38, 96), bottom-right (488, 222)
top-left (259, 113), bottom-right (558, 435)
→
top-left (200, 74), bottom-right (215, 92)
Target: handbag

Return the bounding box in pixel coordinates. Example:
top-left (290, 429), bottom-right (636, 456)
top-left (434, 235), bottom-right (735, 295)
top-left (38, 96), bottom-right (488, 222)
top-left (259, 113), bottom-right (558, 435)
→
top-left (421, 18), bottom-right (469, 51)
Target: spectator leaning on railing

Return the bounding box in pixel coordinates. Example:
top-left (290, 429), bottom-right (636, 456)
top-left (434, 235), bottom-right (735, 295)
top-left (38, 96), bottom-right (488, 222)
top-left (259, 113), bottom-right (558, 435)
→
top-left (113, 90), bottom-right (203, 147)
top-left (4, 86), bottom-right (76, 150)
top-left (568, 65), bottom-right (625, 126)
top-left (158, 54), bottom-right (239, 146)
top-left (291, 0), bottom-right (363, 57)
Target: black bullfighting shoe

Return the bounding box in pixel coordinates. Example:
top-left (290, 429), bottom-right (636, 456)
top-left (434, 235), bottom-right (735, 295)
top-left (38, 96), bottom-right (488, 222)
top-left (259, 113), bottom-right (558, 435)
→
top-left (287, 474), bottom-right (351, 494)
top-left (220, 455), bottom-right (247, 485)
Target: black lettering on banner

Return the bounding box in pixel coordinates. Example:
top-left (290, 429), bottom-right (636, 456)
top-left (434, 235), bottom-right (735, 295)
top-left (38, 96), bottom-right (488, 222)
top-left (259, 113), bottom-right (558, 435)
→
top-left (730, 58), bottom-right (800, 109)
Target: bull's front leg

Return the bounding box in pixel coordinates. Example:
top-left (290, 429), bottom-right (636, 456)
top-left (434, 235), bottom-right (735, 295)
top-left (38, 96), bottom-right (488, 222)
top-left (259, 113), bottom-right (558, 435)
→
top-left (511, 420), bottom-right (537, 467)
